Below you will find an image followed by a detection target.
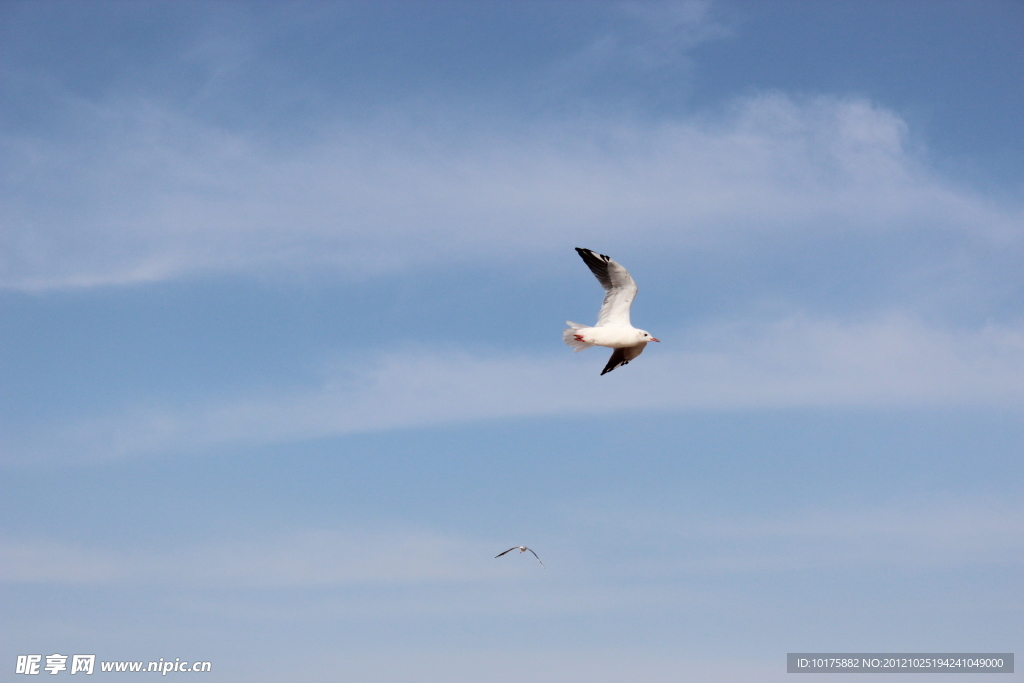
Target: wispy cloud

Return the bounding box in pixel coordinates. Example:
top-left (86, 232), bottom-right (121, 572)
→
top-left (0, 538), bottom-right (121, 584)
top-left (3, 500), bottom-right (1018, 588)
top-left (576, 502), bottom-right (1024, 576)
top-left (556, 0), bottom-right (730, 75)
top-left (0, 529), bottom-right (504, 587)
top-left (3, 89), bottom-right (1019, 291)
top-left (6, 314), bottom-right (1022, 466)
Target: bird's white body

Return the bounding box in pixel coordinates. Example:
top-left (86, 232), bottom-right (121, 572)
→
top-left (564, 248), bottom-right (659, 375)
top-left (564, 324), bottom-right (651, 349)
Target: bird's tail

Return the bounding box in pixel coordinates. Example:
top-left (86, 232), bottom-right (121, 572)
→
top-left (563, 322), bottom-right (594, 352)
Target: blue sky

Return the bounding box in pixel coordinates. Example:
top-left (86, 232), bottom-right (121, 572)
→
top-left (2, 1), bottom-right (1022, 681)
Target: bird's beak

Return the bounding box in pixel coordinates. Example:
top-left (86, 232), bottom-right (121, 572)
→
top-left (650, 337), bottom-right (660, 342)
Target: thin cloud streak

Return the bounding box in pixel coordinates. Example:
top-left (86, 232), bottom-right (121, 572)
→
top-left (578, 503), bottom-right (1024, 576)
top-left (554, 0), bottom-right (729, 77)
top-left (2, 501), bottom-right (1018, 588)
top-left (0, 530), bottom-right (508, 587)
top-left (6, 314), bottom-right (1022, 466)
top-left (3, 93), bottom-right (1020, 291)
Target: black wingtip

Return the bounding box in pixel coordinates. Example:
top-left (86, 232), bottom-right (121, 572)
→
top-left (575, 248), bottom-right (615, 291)
top-left (601, 361), bottom-right (622, 375)
top-left (601, 348), bottom-right (629, 375)
top-left (575, 247), bottom-right (610, 261)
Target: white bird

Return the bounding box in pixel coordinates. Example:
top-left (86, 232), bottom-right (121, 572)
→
top-left (495, 546), bottom-right (545, 567)
top-left (564, 247), bottom-right (660, 375)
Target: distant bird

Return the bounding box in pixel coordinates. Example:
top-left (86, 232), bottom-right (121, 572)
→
top-left (495, 546), bottom-right (544, 567)
top-left (564, 247), bottom-right (659, 375)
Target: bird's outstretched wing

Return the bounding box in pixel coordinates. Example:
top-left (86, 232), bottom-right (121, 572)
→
top-left (495, 548), bottom-right (518, 558)
top-left (575, 247), bottom-right (638, 327)
top-left (600, 343), bottom-right (647, 375)
top-left (525, 547), bottom-right (545, 567)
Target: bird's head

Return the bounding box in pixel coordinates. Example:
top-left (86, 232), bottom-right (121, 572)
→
top-left (637, 330), bottom-right (660, 343)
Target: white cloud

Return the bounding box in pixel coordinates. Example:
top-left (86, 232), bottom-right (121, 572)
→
top-left (3, 500), bottom-right (1018, 588)
top-left (578, 502), bottom-right (1024, 576)
top-left (7, 314), bottom-right (1022, 465)
top-left (557, 0), bottom-right (730, 75)
top-left (2, 90), bottom-right (1019, 291)
top-left (0, 529), bottom-right (507, 587)
top-left (0, 539), bottom-right (121, 583)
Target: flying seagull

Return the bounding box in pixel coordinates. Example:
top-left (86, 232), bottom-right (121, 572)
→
top-left (495, 546), bottom-right (545, 567)
top-left (564, 247), bottom-right (659, 375)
